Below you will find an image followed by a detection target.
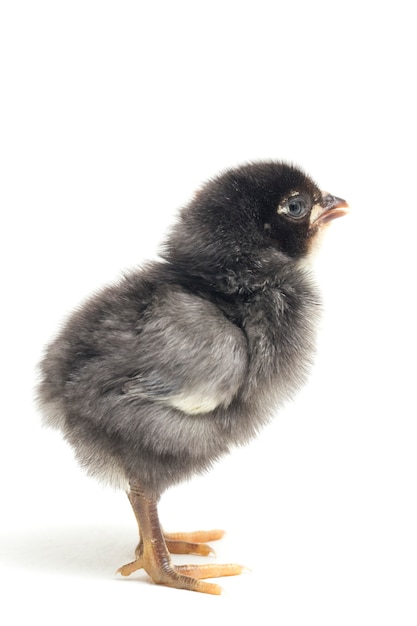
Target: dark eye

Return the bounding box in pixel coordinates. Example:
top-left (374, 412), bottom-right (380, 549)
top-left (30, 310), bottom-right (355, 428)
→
top-left (287, 198), bottom-right (308, 218)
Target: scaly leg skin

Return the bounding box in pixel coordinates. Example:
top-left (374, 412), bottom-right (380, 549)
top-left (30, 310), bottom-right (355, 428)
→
top-left (118, 482), bottom-right (244, 594)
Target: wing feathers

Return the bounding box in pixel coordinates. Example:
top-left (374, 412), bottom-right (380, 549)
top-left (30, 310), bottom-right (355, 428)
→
top-left (123, 287), bottom-right (248, 415)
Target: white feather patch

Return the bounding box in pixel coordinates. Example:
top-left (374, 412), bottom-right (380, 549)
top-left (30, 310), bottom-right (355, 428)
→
top-left (165, 391), bottom-right (221, 415)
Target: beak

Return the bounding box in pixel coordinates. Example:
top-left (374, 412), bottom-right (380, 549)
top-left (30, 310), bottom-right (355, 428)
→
top-left (310, 193), bottom-right (349, 228)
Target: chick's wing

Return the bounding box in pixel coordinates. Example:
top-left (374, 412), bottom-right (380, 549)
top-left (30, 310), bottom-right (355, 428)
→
top-left (123, 286), bottom-right (248, 415)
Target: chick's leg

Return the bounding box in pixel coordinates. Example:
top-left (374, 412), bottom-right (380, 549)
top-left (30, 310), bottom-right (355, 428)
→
top-left (129, 491), bottom-right (225, 557)
top-left (118, 482), bottom-right (243, 595)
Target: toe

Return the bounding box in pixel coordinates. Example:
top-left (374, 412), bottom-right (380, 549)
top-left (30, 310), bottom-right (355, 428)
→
top-left (175, 563), bottom-right (245, 579)
top-left (164, 529), bottom-right (225, 543)
top-left (165, 539), bottom-right (215, 556)
top-left (117, 558), bottom-right (144, 577)
top-left (160, 569), bottom-right (223, 595)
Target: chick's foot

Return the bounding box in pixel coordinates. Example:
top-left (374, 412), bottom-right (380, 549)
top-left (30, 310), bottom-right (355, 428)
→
top-left (117, 557), bottom-right (243, 595)
top-left (120, 483), bottom-right (244, 594)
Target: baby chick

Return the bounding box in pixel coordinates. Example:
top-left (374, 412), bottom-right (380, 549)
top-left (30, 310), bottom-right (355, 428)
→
top-left (37, 161), bottom-right (348, 594)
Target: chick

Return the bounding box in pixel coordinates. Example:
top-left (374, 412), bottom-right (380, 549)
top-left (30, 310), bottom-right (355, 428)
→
top-left (37, 161), bottom-right (348, 594)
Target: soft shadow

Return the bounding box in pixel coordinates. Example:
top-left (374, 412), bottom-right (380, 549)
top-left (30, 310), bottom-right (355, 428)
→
top-left (0, 524), bottom-right (137, 578)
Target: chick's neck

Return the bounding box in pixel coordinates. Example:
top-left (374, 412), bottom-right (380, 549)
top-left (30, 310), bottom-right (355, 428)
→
top-left (162, 247), bottom-right (309, 299)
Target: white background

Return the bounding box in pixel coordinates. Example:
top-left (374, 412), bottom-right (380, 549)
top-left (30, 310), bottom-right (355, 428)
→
top-left (1, 1), bottom-right (416, 624)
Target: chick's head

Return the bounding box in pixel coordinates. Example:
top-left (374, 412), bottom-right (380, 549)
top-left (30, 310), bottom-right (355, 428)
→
top-left (163, 161), bottom-right (348, 272)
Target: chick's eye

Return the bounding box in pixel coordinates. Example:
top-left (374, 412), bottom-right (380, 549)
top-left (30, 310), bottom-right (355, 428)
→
top-left (287, 198), bottom-right (308, 218)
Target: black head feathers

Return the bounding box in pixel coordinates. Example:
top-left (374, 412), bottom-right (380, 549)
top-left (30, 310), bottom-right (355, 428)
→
top-left (162, 162), bottom-right (347, 277)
